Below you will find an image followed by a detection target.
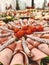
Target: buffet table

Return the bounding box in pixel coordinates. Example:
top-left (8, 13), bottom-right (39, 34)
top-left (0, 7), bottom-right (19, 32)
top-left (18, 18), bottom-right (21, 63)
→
top-left (0, 9), bottom-right (49, 65)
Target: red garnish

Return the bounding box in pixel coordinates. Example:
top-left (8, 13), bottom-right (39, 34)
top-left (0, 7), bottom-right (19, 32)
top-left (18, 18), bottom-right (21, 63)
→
top-left (14, 28), bottom-right (19, 33)
top-left (36, 25), bottom-right (43, 31)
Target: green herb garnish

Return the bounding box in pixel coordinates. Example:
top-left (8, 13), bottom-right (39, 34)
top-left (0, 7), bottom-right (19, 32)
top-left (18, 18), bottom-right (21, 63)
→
top-left (40, 56), bottom-right (49, 65)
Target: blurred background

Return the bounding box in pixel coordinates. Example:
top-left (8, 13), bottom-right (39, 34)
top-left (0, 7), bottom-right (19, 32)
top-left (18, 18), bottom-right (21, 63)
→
top-left (0, 0), bottom-right (49, 12)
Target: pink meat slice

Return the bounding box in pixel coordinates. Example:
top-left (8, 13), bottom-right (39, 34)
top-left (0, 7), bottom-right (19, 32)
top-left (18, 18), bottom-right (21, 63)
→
top-left (0, 43), bottom-right (16, 65)
top-left (0, 48), bottom-right (13, 65)
top-left (41, 34), bottom-right (49, 39)
top-left (15, 40), bottom-right (23, 52)
top-left (10, 53), bottom-right (24, 65)
top-left (44, 27), bottom-right (49, 31)
top-left (26, 38), bottom-right (40, 47)
top-left (0, 37), bottom-right (9, 45)
top-left (31, 48), bottom-right (47, 61)
top-left (26, 41), bottom-right (34, 50)
top-left (23, 19), bottom-right (28, 26)
top-left (38, 44), bottom-right (49, 55)
top-left (10, 51), bottom-right (29, 65)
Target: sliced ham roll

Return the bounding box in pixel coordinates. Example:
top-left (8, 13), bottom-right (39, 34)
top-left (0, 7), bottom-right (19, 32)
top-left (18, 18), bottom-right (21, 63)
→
top-left (0, 26), bottom-right (13, 33)
top-left (7, 42), bottom-right (16, 52)
top-left (28, 18), bottom-right (35, 25)
top-left (9, 22), bottom-right (20, 29)
top-left (10, 52), bottom-right (24, 65)
top-left (14, 40), bottom-right (23, 52)
top-left (38, 44), bottom-right (49, 55)
top-left (0, 37), bottom-right (16, 51)
top-left (26, 40), bottom-right (47, 61)
top-left (0, 43), bottom-right (16, 65)
top-left (14, 20), bottom-right (21, 28)
top-left (0, 37), bottom-right (9, 45)
top-left (19, 19), bottom-right (24, 26)
top-left (26, 41), bottom-right (34, 50)
top-left (26, 38), bottom-right (40, 47)
top-left (31, 48), bottom-right (47, 61)
top-left (0, 32), bottom-right (11, 37)
top-left (23, 19), bottom-right (28, 26)
top-left (33, 33), bottom-right (42, 38)
top-left (7, 23), bottom-right (13, 30)
top-left (10, 51), bottom-right (29, 65)
top-left (10, 40), bottom-right (29, 65)
top-left (0, 35), bottom-right (13, 45)
top-left (41, 34), bottom-right (49, 39)
top-left (44, 27), bottom-right (49, 31)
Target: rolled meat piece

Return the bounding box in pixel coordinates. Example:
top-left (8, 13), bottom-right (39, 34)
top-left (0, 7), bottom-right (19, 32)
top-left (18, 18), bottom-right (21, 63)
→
top-left (7, 42), bottom-right (16, 52)
top-left (41, 34), bottom-right (49, 39)
top-left (33, 33), bottom-right (42, 38)
top-left (10, 40), bottom-right (29, 65)
top-left (22, 37), bottom-right (31, 57)
top-left (26, 41), bottom-right (34, 50)
top-left (9, 22), bottom-right (20, 29)
top-left (26, 41), bottom-right (34, 57)
top-left (7, 23), bottom-right (13, 30)
top-left (14, 20), bottom-right (21, 28)
top-left (38, 44), bottom-right (49, 55)
top-left (19, 19), bottom-right (24, 26)
top-left (0, 37), bottom-right (8, 45)
top-left (0, 35), bottom-right (12, 45)
top-left (28, 18), bottom-right (35, 25)
top-left (0, 26), bottom-right (13, 33)
top-left (26, 40), bottom-right (47, 61)
top-left (10, 51), bottom-right (29, 65)
top-left (14, 40), bottom-right (23, 52)
top-left (0, 43), bottom-right (16, 65)
top-left (27, 35), bottom-right (49, 44)
top-left (0, 37), bottom-right (16, 51)
top-left (23, 19), bottom-right (28, 26)
top-left (0, 32), bottom-right (11, 37)
top-left (34, 31), bottom-right (49, 35)
top-left (44, 27), bottom-right (49, 31)
top-left (31, 48), bottom-right (47, 61)
top-left (26, 38), bottom-right (40, 47)
top-left (10, 52), bottom-right (24, 65)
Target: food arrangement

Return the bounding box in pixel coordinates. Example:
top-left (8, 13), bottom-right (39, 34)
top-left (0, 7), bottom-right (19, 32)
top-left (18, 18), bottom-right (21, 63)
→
top-left (0, 9), bottom-right (49, 65)
top-left (0, 9), bottom-right (49, 21)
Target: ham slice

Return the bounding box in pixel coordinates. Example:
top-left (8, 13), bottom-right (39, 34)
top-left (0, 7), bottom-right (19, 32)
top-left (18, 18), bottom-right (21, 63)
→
top-left (0, 32), bottom-right (11, 37)
top-left (31, 48), bottom-right (47, 61)
top-left (7, 43), bottom-right (16, 52)
top-left (23, 19), bottom-right (28, 26)
top-left (0, 43), bottom-right (16, 65)
top-left (26, 38), bottom-right (40, 47)
top-left (41, 34), bottom-right (49, 39)
top-left (26, 39), bottom-right (47, 61)
top-left (10, 40), bottom-right (29, 65)
top-left (0, 37), bottom-right (8, 45)
top-left (26, 41), bottom-right (34, 50)
top-left (10, 51), bottom-right (29, 65)
top-left (14, 40), bottom-right (23, 52)
top-left (38, 44), bottom-right (49, 55)
top-left (10, 52), bottom-right (24, 65)
top-left (0, 37), bottom-right (16, 51)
